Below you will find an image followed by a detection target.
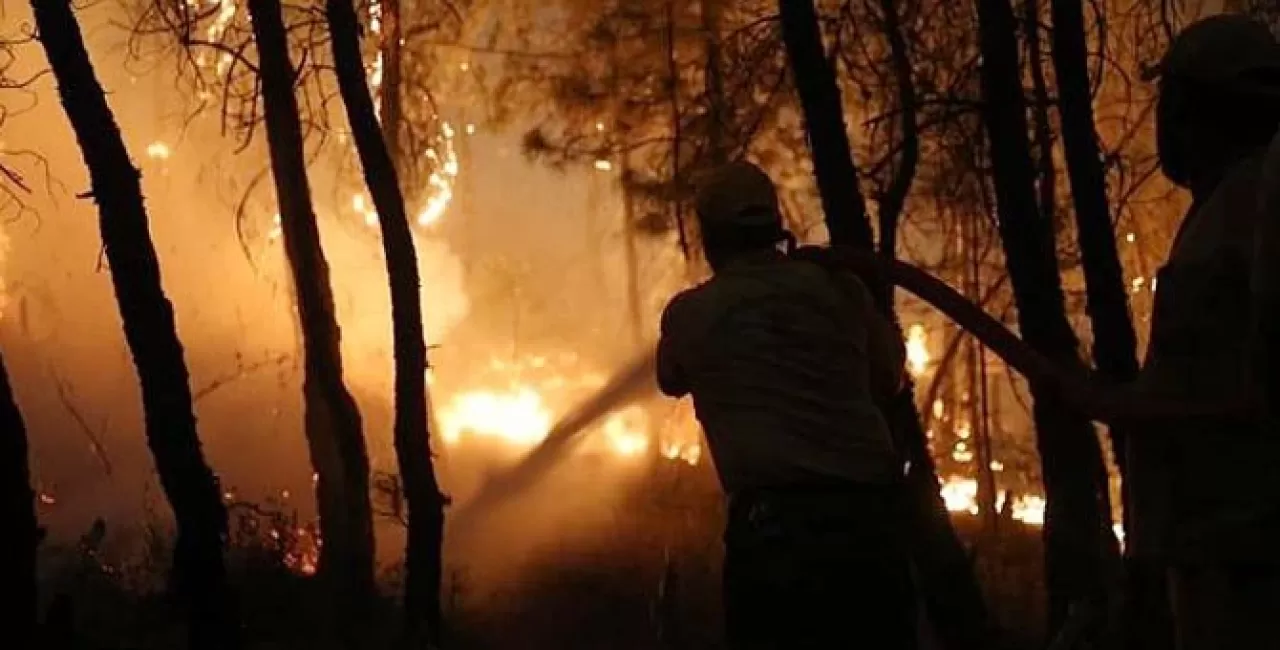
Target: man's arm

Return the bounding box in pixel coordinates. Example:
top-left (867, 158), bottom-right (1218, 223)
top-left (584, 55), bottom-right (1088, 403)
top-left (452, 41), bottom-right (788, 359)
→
top-left (656, 296), bottom-right (690, 398)
top-left (838, 271), bottom-right (905, 401)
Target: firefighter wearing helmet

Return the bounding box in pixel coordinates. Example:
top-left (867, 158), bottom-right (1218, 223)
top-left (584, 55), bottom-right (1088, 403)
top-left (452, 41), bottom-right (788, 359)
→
top-left (656, 161), bottom-right (916, 649)
top-left (1122, 13), bottom-right (1280, 649)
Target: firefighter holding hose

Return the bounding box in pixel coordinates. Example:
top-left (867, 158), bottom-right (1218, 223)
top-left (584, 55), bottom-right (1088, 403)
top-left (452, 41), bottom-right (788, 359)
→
top-left (655, 161), bottom-right (916, 649)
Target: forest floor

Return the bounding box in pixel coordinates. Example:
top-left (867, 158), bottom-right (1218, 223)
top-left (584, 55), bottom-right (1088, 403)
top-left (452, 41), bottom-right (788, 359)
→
top-left (34, 470), bottom-right (1048, 649)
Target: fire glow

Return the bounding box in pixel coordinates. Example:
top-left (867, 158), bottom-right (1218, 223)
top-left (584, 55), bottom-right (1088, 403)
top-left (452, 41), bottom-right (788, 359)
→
top-left (434, 355), bottom-right (701, 465)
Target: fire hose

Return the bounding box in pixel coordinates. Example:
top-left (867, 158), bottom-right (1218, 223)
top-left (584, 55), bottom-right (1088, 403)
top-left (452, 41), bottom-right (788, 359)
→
top-left (833, 249), bottom-right (1255, 424)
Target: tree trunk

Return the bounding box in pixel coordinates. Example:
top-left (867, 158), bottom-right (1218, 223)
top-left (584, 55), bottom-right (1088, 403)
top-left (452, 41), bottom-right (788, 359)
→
top-left (1047, 2), bottom-right (1164, 646)
top-left (975, 0), bottom-right (1120, 636)
top-left (1049, 0), bottom-right (1140, 467)
top-left (32, 2), bottom-right (238, 647)
top-left (0, 347), bottom-right (37, 648)
top-left (665, 0), bottom-right (691, 258)
top-left (777, 0), bottom-right (872, 249)
top-left (779, 2), bottom-right (995, 648)
top-left (1023, 0), bottom-right (1059, 227)
top-left (247, 0), bottom-right (376, 639)
top-left (378, 0), bottom-right (403, 172)
top-left (700, 0), bottom-right (727, 165)
top-left (327, 0), bottom-right (448, 644)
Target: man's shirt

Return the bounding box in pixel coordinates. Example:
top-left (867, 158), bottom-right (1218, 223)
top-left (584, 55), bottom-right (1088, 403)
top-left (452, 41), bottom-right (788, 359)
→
top-left (1129, 150), bottom-right (1280, 562)
top-left (656, 250), bottom-right (903, 494)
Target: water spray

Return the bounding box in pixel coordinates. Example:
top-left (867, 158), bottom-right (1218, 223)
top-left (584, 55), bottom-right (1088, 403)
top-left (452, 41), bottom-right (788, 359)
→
top-left (446, 353), bottom-right (659, 538)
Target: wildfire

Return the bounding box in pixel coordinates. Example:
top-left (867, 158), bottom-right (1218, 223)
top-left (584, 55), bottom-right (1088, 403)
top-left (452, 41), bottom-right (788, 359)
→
top-left (440, 386), bottom-right (550, 446)
top-left (905, 323), bottom-right (930, 376)
top-left (939, 475), bottom-right (1047, 525)
top-left (435, 356), bottom-right (700, 465)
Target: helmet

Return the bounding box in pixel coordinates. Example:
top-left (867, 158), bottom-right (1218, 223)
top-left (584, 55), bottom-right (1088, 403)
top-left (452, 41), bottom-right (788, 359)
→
top-left (1158, 14), bottom-right (1280, 98)
top-left (694, 161), bottom-right (784, 237)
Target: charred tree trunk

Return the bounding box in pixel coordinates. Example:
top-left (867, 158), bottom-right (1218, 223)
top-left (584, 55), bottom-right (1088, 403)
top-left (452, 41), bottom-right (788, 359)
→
top-left (247, 0), bottom-right (376, 638)
top-left (327, 0), bottom-right (448, 643)
top-left (779, 2), bottom-right (995, 648)
top-left (32, 2), bottom-right (237, 648)
top-left (975, 0), bottom-right (1120, 636)
top-left (0, 348), bottom-right (37, 647)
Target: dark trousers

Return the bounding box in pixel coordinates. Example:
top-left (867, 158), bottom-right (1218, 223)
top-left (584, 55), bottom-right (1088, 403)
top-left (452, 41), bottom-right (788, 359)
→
top-left (722, 484), bottom-right (917, 650)
top-left (1168, 563), bottom-right (1280, 650)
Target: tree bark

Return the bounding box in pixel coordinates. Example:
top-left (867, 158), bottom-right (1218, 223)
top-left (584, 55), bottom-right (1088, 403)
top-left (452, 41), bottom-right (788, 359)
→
top-left (779, 2), bottom-right (995, 648)
top-left (0, 347), bottom-right (37, 648)
top-left (700, 0), bottom-right (727, 165)
top-left (327, 0), bottom-right (448, 643)
top-left (777, 0), bottom-right (872, 248)
top-left (378, 0), bottom-right (403, 172)
top-left (32, 2), bottom-right (238, 647)
top-left (1023, 0), bottom-right (1059, 228)
top-left (1049, 0), bottom-right (1140, 463)
top-left (975, 0), bottom-right (1120, 636)
top-left (247, 0), bottom-right (376, 639)
top-left (1047, 2), bottom-right (1164, 646)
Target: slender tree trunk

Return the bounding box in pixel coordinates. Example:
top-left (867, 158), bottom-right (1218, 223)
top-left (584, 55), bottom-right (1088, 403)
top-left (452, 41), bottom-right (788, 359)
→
top-left (1047, 2), bottom-right (1163, 646)
top-left (666, 0), bottom-right (690, 258)
top-left (378, 0), bottom-right (403, 172)
top-left (1023, 0), bottom-right (1059, 227)
top-left (700, 0), bottom-right (727, 165)
top-left (975, 0), bottom-right (1120, 636)
top-left (328, 0), bottom-right (448, 643)
top-left (1049, 0), bottom-right (1140, 465)
top-left (247, 0), bottom-right (376, 640)
top-left (777, 0), bottom-right (872, 248)
top-left (0, 347), bottom-right (37, 648)
top-left (779, 2), bottom-right (995, 648)
top-left (32, 2), bottom-right (237, 647)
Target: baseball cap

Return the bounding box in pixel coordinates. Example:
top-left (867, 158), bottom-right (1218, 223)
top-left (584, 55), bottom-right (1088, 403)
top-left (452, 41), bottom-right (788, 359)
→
top-left (1154, 14), bottom-right (1280, 98)
top-left (693, 161), bottom-right (783, 232)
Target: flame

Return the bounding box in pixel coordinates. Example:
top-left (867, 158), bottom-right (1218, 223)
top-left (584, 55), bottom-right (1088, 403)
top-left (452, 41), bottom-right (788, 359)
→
top-left (435, 356), bottom-right (699, 463)
top-left (940, 476), bottom-right (980, 515)
top-left (936, 476), bottom-right (1124, 543)
top-left (440, 386), bottom-right (551, 447)
top-left (177, 0), bottom-right (462, 233)
top-left (940, 476), bottom-right (1046, 523)
top-left (146, 141), bottom-right (171, 160)
top-left (905, 323), bottom-right (930, 376)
